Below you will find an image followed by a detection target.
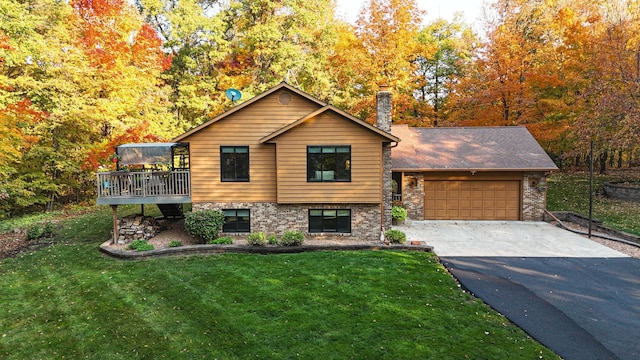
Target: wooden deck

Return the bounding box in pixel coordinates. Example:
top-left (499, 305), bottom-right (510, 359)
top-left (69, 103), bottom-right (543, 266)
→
top-left (97, 171), bottom-right (191, 205)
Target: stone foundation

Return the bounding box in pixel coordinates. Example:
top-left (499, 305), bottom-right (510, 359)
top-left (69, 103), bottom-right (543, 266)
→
top-left (116, 215), bottom-right (160, 244)
top-left (193, 202), bottom-right (382, 241)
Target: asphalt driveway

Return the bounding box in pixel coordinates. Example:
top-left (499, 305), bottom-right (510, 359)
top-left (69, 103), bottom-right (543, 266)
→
top-left (396, 221), bottom-right (640, 360)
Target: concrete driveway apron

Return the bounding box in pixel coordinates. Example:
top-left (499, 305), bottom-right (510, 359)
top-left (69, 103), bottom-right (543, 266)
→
top-left (397, 221), bottom-right (640, 360)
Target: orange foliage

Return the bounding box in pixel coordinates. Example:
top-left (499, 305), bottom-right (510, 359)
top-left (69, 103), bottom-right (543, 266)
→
top-left (71, 0), bottom-right (171, 71)
top-left (84, 121), bottom-right (163, 170)
top-left (0, 99), bottom-right (47, 165)
top-left (0, 31), bottom-right (13, 91)
top-left (132, 24), bottom-right (172, 71)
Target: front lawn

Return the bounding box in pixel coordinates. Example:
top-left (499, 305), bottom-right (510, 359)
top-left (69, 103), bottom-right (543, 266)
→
top-left (0, 206), bottom-right (558, 359)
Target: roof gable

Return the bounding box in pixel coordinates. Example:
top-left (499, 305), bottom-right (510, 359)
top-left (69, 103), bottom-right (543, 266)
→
top-left (173, 82), bottom-right (327, 142)
top-left (174, 82), bottom-right (399, 143)
top-left (392, 125), bottom-right (558, 171)
top-left (260, 106), bottom-right (399, 143)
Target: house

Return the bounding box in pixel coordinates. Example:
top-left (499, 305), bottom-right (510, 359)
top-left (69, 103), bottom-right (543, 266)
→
top-left (391, 125), bottom-right (558, 221)
top-left (96, 82), bottom-right (558, 243)
top-left (171, 82), bottom-right (399, 240)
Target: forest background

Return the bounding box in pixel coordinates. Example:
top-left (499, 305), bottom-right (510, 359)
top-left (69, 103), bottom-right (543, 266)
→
top-left (1, 0), bottom-right (640, 216)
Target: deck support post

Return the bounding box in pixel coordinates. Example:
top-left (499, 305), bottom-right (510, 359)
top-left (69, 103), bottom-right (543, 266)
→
top-left (111, 205), bottom-right (118, 245)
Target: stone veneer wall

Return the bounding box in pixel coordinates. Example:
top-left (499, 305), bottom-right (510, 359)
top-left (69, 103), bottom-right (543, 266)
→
top-left (382, 144), bottom-right (393, 229)
top-left (376, 88), bottom-right (393, 231)
top-left (401, 173), bottom-right (425, 220)
top-left (522, 171), bottom-right (548, 221)
top-left (193, 202), bottom-right (382, 241)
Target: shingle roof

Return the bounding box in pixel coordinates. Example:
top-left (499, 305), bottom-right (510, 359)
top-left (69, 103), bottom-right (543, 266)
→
top-left (391, 125), bottom-right (558, 171)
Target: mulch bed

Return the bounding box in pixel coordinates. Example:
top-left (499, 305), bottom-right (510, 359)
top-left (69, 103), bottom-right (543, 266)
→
top-left (0, 232), bottom-right (27, 260)
top-left (0, 231), bottom-right (58, 260)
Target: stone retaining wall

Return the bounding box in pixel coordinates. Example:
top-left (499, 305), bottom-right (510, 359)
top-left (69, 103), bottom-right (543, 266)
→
top-left (604, 182), bottom-right (640, 201)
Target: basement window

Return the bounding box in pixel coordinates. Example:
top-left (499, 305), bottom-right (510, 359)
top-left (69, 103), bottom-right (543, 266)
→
top-left (223, 209), bottom-right (250, 233)
top-left (309, 209), bottom-right (351, 233)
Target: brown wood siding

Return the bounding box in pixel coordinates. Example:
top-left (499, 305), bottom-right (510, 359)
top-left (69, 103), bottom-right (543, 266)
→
top-left (422, 172), bottom-right (522, 220)
top-left (270, 113), bottom-right (384, 204)
top-left (182, 91), bottom-right (321, 203)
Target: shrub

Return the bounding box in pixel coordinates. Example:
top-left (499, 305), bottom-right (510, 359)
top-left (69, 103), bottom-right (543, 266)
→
top-left (391, 206), bottom-right (407, 221)
top-left (209, 236), bottom-right (233, 245)
top-left (26, 225), bottom-right (43, 241)
top-left (279, 230), bottom-right (304, 246)
top-left (267, 234), bottom-right (278, 245)
top-left (135, 243), bottom-right (155, 252)
top-left (385, 229), bottom-right (406, 244)
top-left (184, 210), bottom-right (225, 244)
top-left (127, 239), bottom-right (148, 250)
top-left (41, 222), bottom-right (55, 238)
top-left (246, 231), bottom-right (267, 246)
top-left (168, 240), bottom-right (182, 248)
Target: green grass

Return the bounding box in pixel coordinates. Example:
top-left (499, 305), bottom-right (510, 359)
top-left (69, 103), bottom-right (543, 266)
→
top-left (0, 206), bottom-right (558, 359)
top-left (547, 172), bottom-right (640, 235)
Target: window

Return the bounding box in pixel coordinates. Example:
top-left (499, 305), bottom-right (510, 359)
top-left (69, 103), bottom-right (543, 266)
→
top-left (307, 146), bottom-right (351, 182)
top-left (223, 209), bottom-right (250, 233)
top-left (309, 209), bottom-right (351, 233)
top-left (221, 146), bottom-right (249, 181)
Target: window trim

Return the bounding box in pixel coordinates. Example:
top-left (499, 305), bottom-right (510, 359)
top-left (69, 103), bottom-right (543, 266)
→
top-left (220, 146), bottom-right (250, 182)
top-left (307, 145), bottom-right (351, 182)
top-left (222, 209), bottom-right (251, 233)
top-left (308, 209), bottom-right (351, 233)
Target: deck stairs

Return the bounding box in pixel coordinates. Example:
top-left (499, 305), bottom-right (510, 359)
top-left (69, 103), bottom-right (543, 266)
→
top-left (157, 203), bottom-right (185, 219)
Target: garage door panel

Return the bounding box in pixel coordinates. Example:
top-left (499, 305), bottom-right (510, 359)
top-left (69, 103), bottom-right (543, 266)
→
top-left (424, 180), bottom-right (520, 220)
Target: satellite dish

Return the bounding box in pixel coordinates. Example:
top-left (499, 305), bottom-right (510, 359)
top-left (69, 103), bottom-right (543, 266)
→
top-left (225, 88), bottom-right (242, 102)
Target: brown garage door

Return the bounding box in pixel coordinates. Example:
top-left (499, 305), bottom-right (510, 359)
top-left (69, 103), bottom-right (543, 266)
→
top-left (424, 180), bottom-right (520, 220)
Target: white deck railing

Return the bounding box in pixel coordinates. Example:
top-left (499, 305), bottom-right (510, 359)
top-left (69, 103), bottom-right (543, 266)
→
top-left (97, 171), bottom-right (190, 200)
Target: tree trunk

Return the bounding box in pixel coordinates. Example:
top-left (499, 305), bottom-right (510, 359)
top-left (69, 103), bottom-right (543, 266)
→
top-left (608, 150), bottom-right (615, 167)
top-left (599, 151), bottom-right (607, 174)
top-left (45, 192), bottom-right (55, 213)
top-left (617, 149), bottom-right (623, 168)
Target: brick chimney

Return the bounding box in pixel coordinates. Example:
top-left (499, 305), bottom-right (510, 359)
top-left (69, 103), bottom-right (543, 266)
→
top-left (376, 85), bottom-right (392, 132)
top-left (376, 86), bottom-right (393, 232)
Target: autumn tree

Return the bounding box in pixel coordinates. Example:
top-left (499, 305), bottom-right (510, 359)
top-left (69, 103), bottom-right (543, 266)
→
top-left (415, 15), bottom-right (477, 125)
top-left (135, 0), bottom-right (229, 130)
top-left (341, 0), bottom-right (426, 124)
top-left (218, 0), bottom-right (339, 108)
top-left (0, 0), bottom-right (173, 214)
top-left (0, 0), bottom-right (71, 214)
top-left (446, 0), bottom-right (587, 161)
top-left (569, 1), bottom-right (640, 170)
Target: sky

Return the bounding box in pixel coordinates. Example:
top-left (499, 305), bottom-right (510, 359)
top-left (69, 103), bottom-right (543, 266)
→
top-left (335, 0), bottom-right (493, 29)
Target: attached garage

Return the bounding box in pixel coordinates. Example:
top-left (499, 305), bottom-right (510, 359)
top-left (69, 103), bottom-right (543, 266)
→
top-left (424, 179), bottom-right (520, 220)
top-left (391, 126), bottom-right (558, 221)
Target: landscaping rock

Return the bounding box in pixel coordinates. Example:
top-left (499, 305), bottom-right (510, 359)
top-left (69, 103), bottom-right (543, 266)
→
top-left (116, 215), bottom-right (159, 244)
